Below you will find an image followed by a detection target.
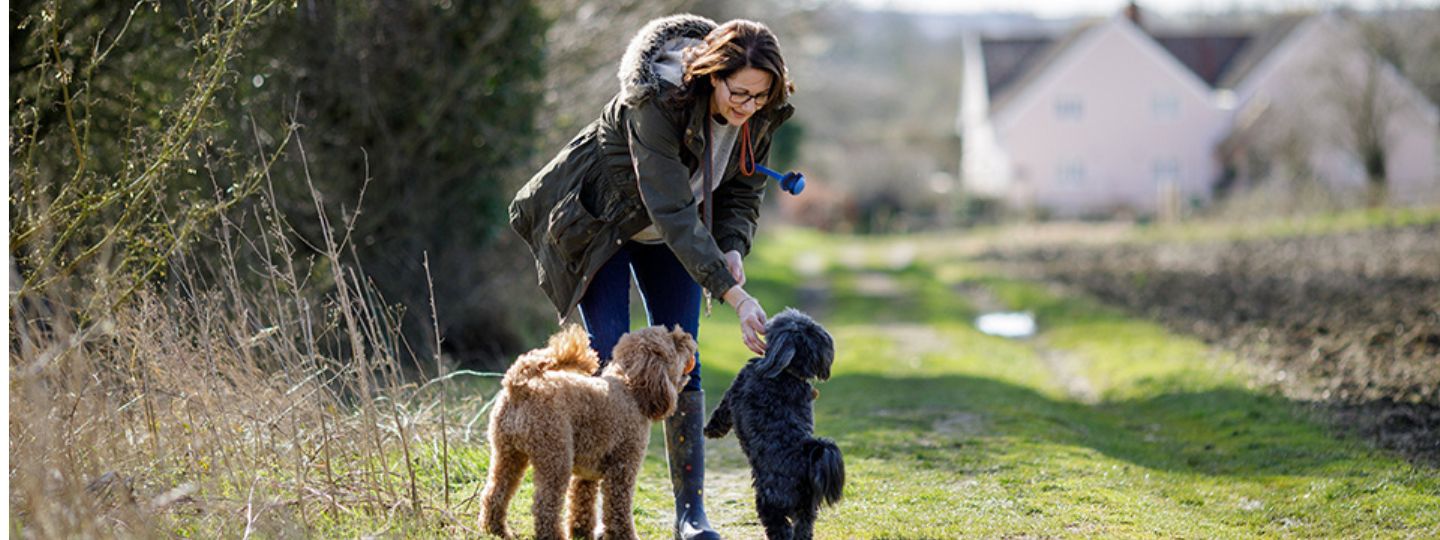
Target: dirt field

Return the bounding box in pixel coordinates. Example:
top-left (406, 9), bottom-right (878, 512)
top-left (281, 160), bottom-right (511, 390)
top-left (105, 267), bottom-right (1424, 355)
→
top-left (978, 223), bottom-right (1440, 463)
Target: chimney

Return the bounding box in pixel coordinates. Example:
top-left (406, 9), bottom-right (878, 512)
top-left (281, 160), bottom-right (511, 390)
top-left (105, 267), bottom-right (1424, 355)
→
top-left (1124, 1), bottom-right (1142, 28)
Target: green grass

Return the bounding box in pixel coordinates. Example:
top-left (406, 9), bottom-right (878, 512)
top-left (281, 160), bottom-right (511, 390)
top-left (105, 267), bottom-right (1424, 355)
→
top-left (309, 227), bottom-right (1439, 538)
top-left (678, 230), bottom-right (1437, 538)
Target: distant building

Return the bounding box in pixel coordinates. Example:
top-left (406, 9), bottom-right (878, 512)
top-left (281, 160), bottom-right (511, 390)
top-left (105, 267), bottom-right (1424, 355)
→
top-left (958, 4), bottom-right (1440, 218)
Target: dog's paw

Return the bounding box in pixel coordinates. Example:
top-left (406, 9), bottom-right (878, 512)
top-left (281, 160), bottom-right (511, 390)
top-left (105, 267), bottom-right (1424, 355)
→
top-left (478, 518), bottom-right (511, 539)
top-left (480, 527), bottom-right (512, 539)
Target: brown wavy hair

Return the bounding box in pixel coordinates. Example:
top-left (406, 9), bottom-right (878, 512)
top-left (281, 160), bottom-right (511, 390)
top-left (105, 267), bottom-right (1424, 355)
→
top-left (679, 19), bottom-right (793, 113)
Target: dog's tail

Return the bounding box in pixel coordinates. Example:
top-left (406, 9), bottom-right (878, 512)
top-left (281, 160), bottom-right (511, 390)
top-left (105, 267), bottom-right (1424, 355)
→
top-left (503, 325), bottom-right (600, 393)
top-left (804, 437), bottom-right (845, 507)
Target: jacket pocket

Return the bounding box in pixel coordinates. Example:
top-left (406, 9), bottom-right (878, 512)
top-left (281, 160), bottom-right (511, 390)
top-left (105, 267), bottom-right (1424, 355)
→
top-left (546, 187), bottom-right (604, 270)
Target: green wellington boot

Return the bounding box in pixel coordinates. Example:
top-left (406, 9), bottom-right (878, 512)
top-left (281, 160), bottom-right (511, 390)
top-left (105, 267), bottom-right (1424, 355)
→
top-left (664, 389), bottom-right (722, 540)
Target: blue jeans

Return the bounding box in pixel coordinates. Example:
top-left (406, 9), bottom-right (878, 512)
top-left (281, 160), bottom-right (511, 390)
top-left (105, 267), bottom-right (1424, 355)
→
top-left (578, 242), bottom-right (703, 391)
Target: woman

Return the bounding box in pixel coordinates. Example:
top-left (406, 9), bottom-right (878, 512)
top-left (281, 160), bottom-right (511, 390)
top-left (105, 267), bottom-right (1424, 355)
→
top-left (509, 14), bottom-right (795, 539)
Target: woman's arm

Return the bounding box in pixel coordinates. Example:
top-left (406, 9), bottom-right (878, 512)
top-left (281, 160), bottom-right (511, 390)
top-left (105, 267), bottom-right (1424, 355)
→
top-left (711, 131), bottom-right (771, 258)
top-left (626, 100), bottom-right (738, 300)
top-left (713, 104), bottom-right (793, 257)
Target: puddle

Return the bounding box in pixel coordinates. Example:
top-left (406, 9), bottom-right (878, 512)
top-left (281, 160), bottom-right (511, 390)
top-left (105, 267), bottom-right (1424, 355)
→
top-left (887, 243), bottom-right (915, 270)
top-left (792, 250), bottom-right (826, 278)
top-left (975, 311), bottom-right (1037, 338)
top-left (852, 272), bottom-right (903, 297)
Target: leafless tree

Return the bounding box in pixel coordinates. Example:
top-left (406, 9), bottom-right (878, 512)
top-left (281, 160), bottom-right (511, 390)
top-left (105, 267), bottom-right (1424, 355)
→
top-left (1333, 13), bottom-right (1413, 206)
top-left (531, 0), bottom-right (696, 155)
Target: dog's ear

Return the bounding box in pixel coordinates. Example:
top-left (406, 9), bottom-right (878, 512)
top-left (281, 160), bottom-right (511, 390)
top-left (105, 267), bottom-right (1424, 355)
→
top-left (670, 326), bottom-right (697, 373)
top-left (616, 329), bottom-right (681, 420)
top-left (799, 320), bottom-right (836, 381)
top-left (754, 332), bottom-right (794, 378)
top-left (632, 358), bottom-right (679, 420)
top-left (816, 328), bottom-right (835, 381)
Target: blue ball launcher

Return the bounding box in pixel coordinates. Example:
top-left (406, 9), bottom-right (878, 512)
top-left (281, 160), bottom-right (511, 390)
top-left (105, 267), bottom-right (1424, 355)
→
top-left (754, 164), bottom-right (806, 195)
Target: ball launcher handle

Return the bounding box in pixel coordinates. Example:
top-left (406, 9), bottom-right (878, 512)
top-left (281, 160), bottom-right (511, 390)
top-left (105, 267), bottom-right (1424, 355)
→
top-left (754, 164), bottom-right (805, 195)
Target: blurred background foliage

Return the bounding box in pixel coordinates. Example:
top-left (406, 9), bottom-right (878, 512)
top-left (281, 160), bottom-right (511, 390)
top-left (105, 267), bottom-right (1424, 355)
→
top-left (229, 0), bottom-right (550, 366)
top-left (12, 0), bottom-right (557, 369)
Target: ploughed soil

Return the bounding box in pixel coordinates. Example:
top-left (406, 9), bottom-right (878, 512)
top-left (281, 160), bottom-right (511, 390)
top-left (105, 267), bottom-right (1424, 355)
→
top-left (978, 223), bottom-right (1440, 464)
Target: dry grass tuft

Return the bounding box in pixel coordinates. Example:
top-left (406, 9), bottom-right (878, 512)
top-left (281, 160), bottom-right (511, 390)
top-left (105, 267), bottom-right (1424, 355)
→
top-left (10, 143), bottom-right (496, 538)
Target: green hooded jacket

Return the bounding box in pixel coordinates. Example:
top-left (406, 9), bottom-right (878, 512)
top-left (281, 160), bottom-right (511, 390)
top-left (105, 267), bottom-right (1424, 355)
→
top-left (509, 14), bottom-right (795, 320)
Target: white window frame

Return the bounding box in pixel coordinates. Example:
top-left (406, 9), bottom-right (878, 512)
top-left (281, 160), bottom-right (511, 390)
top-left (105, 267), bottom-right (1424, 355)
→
top-left (1152, 158), bottom-right (1180, 186)
top-left (1151, 92), bottom-right (1180, 121)
top-left (1055, 95), bottom-right (1084, 121)
top-left (1057, 159), bottom-right (1086, 188)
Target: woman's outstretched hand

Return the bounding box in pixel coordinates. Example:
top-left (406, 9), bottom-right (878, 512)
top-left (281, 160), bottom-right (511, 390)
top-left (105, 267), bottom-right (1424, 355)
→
top-left (724, 286), bottom-right (767, 355)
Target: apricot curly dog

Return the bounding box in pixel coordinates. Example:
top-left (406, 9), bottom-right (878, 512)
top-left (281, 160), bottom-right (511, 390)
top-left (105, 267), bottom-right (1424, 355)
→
top-left (479, 324), bottom-right (696, 540)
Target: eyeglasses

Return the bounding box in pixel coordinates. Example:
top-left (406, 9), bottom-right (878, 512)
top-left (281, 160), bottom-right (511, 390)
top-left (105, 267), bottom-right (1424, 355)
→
top-left (723, 80), bottom-right (769, 107)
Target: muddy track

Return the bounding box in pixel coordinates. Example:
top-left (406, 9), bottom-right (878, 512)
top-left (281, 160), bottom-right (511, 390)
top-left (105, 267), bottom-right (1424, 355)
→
top-left (979, 224), bottom-right (1440, 463)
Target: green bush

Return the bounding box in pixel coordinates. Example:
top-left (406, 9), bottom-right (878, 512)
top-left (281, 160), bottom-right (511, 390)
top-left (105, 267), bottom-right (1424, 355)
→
top-left (11, 0), bottom-right (551, 368)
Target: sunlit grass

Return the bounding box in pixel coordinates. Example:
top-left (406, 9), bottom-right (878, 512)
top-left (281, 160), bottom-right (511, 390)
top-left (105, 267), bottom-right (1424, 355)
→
top-left (667, 229), bottom-right (1440, 538)
top-left (88, 225), bottom-right (1435, 538)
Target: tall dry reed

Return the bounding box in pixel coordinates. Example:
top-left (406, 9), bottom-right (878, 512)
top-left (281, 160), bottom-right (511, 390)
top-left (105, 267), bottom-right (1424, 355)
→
top-left (11, 151), bottom-right (499, 536)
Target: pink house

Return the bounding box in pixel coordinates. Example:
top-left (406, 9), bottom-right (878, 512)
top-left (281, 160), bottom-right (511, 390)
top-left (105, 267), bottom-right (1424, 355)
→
top-left (960, 7), bottom-right (1439, 218)
top-left (1220, 13), bottom-right (1440, 205)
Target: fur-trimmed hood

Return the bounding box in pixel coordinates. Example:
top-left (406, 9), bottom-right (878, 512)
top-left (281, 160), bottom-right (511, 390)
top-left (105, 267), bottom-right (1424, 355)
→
top-left (617, 14), bottom-right (717, 106)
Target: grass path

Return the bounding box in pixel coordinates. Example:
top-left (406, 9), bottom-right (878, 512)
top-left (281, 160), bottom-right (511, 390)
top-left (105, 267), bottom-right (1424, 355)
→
top-left (471, 230), bottom-right (1438, 538)
top-left (611, 231), bottom-right (1440, 539)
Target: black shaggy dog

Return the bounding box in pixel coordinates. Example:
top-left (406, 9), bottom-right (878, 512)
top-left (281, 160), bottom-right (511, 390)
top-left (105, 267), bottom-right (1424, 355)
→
top-left (704, 308), bottom-right (844, 540)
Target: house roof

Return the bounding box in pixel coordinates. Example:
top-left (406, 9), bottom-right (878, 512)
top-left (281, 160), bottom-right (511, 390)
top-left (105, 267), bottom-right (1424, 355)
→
top-left (978, 12), bottom-right (1311, 115)
top-left (1153, 33), bottom-right (1252, 87)
top-left (1215, 14), bottom-right (1309, 89)
top-left (983, 21), bottom-right (1099, 114)
top-left (981, 36), bottom-right (1055, 99)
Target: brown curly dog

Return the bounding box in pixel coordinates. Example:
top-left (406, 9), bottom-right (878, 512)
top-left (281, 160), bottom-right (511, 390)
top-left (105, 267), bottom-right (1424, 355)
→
top-left (479, 324), bottom-right (696, 540)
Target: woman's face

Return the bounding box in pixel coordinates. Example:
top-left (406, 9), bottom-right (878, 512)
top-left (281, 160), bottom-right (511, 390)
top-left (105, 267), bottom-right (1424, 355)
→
top-left (710, 67), bottom-right (773, 126)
